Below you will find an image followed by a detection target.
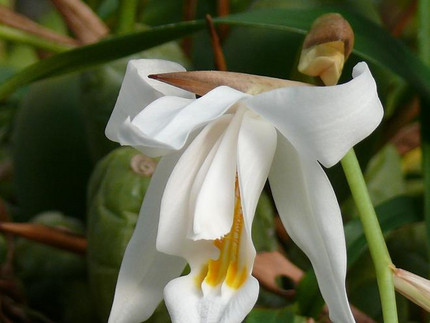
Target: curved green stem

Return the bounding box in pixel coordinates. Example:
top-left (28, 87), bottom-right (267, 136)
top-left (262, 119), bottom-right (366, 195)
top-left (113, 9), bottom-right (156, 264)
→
top-left (0, 25), bottom-right (73, 53)
top-left (341, 149), bottom-right (398, 323)
top-left (116, 0), bottom-right (139, 34)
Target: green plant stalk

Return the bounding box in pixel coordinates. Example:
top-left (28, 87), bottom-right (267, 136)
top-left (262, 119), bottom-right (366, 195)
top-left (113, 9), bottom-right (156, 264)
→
top-left (341, 149), bottom-right (398, 323)
top-left (0, 25), bottom-right (73, 53)
top-left (418, 0), bottom-right (430, 261)
top-left (116, 0), bottom-right (139, 34)
top-left (422, 133), bottom-right (430, 258)
top-left (419, 0), bottom-right (430, 66)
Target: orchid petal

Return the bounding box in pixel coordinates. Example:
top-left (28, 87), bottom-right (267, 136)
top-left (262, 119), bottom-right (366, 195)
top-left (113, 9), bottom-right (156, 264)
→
top-left (164, 274), bottom-right (259, 323)
top-left (114, 86), bottom-right (248, 157)
top-left (190, 107), bottom-right (246, 240)
top-left (106, 59), bottom-right (194, 143)
top-left (116, 97), bottom-right (193, 157)
top-left (237, 110), bottom-right (277, 236)
top-left (235, 111), bottom-right (277, 275)
top-left (156, 115), bottom-right (232, 257)
top-left (108, 153), bottom-right (186, 323)
top-left (269, 135), bottom-right (354, 322)
top-left (247, 62), bottom-right (383, 167)
top-left (134, 86), bottom-right (248, 152)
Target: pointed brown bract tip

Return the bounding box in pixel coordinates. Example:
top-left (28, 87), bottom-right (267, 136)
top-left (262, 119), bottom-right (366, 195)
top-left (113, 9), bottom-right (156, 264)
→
top-left (148, 71), bottom-right (304, 96)
top-left (148, 71), bottom-right (218, 96)
top-left (148, 74), bottom-right (159, 80)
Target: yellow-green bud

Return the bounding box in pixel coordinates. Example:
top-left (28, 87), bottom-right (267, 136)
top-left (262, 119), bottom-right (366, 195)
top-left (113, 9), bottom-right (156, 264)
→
top-left (298, 13), bottom-right (354, 86)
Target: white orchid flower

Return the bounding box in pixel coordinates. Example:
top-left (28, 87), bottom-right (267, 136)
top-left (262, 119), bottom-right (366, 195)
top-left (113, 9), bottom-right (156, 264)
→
top-left (105, 59), bottom-right (383, 323)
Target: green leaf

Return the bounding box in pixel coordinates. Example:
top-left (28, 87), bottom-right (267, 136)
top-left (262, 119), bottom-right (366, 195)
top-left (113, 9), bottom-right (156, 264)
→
top-left (345, 195), bottom-right (422, 266)
top-left (12, 74), bottom-right (92, 220)
top-left (295, 269), bottom-right (325, 318)
top-left (0, 21), bottom-right (204, 100)
top-left (15, 212), bottom-right (88, 321)
top-left (342, 145), bottom-right (406, 219)
top-left (252, 191), bottom-right (277, 252)
top-left (87, 147), bottom-right (154, 321)
top-left (246, 306), bottom-right (307, 323)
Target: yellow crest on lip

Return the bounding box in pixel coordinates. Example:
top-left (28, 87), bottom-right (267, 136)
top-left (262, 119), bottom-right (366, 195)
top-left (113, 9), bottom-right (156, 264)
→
top-left (195, 178), bottom-right (248, 290)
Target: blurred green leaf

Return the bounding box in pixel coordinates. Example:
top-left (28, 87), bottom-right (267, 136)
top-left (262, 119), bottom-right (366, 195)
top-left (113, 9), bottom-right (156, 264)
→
top-left (295, 269), bottom-right (325, 318)
top-left (0, 21), bottom-right (204, 100)
top-left (342, 145), bottom-right (406, 219)
top-left (348, 223), bottom-right (428, 321)
top-left (365, 145), bottom-right (405, 205)
top-left (12, 73), bottom-right (92, 221)
top-left (345, 195), bottom-right (422, 266)
top-left (246, 306), bottom-right (307, 323)
top-left (252, 191), bottom-right (277, 252)
top-left (87, 147), bottom-right (153, 321)
top-left (139, 0), bottom-right (184, 26)
top-left (15, 212), bottom-right (88, 322)
top-left (79, 62), bottom-right (124, 162)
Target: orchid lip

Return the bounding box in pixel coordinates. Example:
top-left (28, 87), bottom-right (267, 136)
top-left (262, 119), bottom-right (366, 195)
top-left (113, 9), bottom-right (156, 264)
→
top-left (196, 178), bottom-right (248, 291)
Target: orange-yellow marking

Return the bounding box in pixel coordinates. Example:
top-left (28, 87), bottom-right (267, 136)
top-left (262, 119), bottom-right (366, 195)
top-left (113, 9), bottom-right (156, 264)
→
top-left (200, 177), bottom-right (248, 290)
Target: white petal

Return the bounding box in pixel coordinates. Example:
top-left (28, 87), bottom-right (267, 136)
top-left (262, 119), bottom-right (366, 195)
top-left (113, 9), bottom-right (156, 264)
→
top-left (164, 274), bottom-right (259, 323)
top-left (106, 59), bottom-right (194, 143)
top-left (156, 115), bottom-right (232, 258)
top-left (190, 107), bottom-right (246, 240)
top-left (237, 110), bottom-right (277, 236)
top-left (136, 86), bottom-right (248, 153)
top-left (115, 97), bottom-right (193, 157)
top-left (108, 153), bottom-right (186, 323)
top-left (247, 62), bottom-right (383, 167)
top-left (114, 86), bottom-right (248, 157)
top-left (234, 111), bottom-right (277, 277)
top-left (269, 135), bottom-right (355, 323)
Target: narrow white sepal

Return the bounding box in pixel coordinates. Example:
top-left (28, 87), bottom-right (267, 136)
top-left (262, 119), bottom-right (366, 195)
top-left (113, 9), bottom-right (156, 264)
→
top-left (108, 153), bottom-right (186, 323)
top-left (237, 110), bottom-right (277, 235)
top-left (269, 136), bottom-right (355, 323)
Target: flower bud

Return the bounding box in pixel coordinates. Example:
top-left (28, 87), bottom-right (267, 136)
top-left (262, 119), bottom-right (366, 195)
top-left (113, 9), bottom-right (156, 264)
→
top-left (298, 13), bottom-right (354, 86)
top-left (391, 265), bottom-right (430, 312)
